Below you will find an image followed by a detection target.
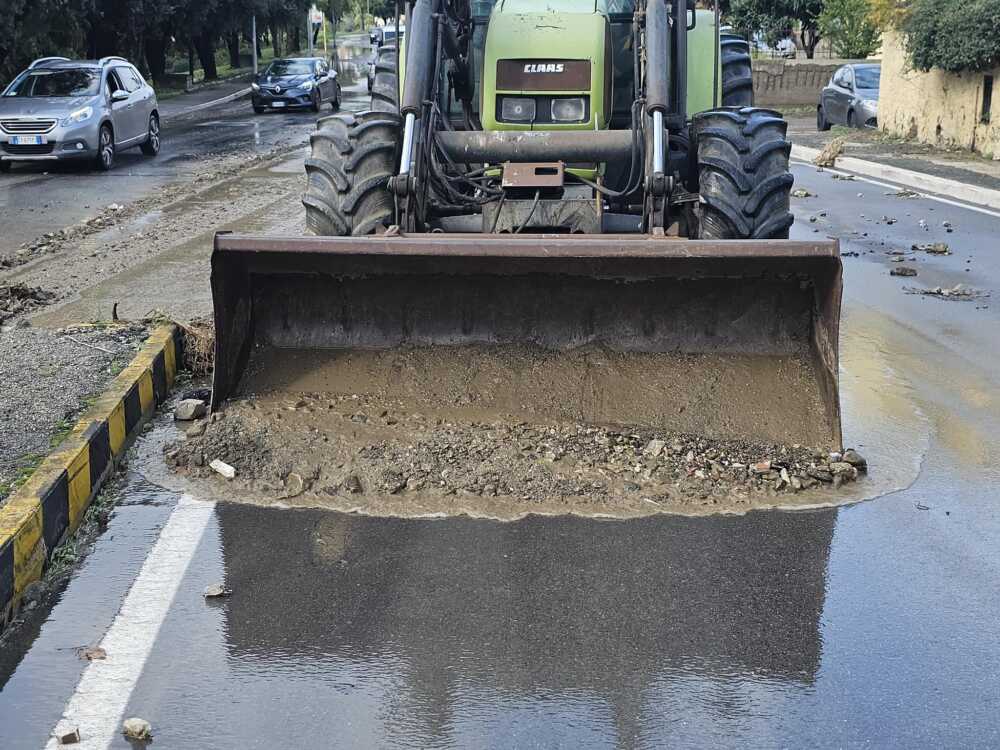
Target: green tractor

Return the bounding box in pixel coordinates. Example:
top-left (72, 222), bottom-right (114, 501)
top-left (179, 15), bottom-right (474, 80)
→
top-left (211, 0), bottom-right (844, 450)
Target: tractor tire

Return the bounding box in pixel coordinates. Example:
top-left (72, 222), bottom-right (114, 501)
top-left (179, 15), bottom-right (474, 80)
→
top-left (720, 33), bottom-right (754, 107)
top-left (693, 107), bottom-right (794, 240)
top-left (302, 110), bottom-right (401, 236)
top-left (370, 45), bottom-right (399, 113)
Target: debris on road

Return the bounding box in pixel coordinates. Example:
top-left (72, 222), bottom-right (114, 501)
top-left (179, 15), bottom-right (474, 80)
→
top-left (122, 718), bottom-right (152, 742)
top-left (791, 188), bottom-right (814, 198)
top-left (886, 188), bottom-right (920, 198)
top-left (913, 242), bottom-right (951, 255)
top-left (0, 283), bottom-right (56, 325)
top-left (843, 449), bottom-right (868, 472)
top-left (891, 266), bottom-right (918, 277)
top-left (79, 646), bottom-right (107, 661)
top-left (209, 458), bottom-right (236, 479)
top-left (831, 173), bottom-right (856, 181)
top-left (905, 284), bottom-right (989, 301)
top-left (174, 399), bottom-right (207, 421)
top-left (204, 583), bottom-right (231, 598)
top-left (54, 723), bottom-right (81, 745)
top-left (814, 137), bottom-right (846, 167)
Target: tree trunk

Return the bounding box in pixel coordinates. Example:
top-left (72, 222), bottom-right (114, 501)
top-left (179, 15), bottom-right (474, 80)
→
top-left (270, 22), bottom-right (282, 57)
top-left (144, 34), bottom-right (168, 82)
top-left (802, 27), bottom-right (820, 59)
top-left (227, 32), bottom-right (241, 69)
top-left (292, 24), bottom-right (301, 54)
top-left (196, 32), bottom-right (219, 80)
top-left (188, 44), bottom-right (195, 80)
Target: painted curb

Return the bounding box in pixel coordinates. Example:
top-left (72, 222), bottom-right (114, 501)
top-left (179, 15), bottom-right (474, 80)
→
top-left (0, 324), bottom-right (184, 631)
top-left (790, 144), bottom-right (1000, 211)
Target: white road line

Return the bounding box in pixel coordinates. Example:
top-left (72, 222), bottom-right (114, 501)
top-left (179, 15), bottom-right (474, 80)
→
top-left (45, 496), bottom-right (215, 750)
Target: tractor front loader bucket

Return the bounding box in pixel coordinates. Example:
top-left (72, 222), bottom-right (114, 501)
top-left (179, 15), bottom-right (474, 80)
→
top-left (211, 233), bottom-right (843, 450)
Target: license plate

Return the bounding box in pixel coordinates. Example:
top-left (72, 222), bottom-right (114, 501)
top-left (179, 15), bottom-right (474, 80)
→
top-left (270, 101), bottom-right (286, 108)
top-left (9, 135), bottom-right (44, 146)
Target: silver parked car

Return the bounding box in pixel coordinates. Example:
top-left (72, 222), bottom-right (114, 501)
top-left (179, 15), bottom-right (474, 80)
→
top-left (0, 56), bottom-right (159, 172)
top-left (817, 63), bottom-right (880, 131)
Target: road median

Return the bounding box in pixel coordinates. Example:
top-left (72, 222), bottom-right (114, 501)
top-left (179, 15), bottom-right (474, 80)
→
top-left (0, 325), bottom-right (183, 632)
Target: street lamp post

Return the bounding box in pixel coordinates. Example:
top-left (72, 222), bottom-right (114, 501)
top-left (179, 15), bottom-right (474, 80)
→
top-left (251, 15), bottom-right (258, 75)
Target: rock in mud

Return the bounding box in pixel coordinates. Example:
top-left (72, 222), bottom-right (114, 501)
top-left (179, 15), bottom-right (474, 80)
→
top-left (912, 242), bottom-right (950, 255)
top-left (210, 459), bottom-right (236, 479)
top-left (174, 399), bottom-right (207, 421)
top-left (843, 449), bottom-right (868, 472)
top-left (891, 266), bottom-right (917, 277)
top-left (122, 718), bottom-right (152, 742)
top-left (204, 583), bottom-right (231, 598)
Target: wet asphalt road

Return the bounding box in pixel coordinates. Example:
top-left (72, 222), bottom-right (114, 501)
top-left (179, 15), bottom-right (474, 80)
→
top-left (0, 39), bottom-right (372, 254)
top-left (3, 75), bottom-right (1000, 746)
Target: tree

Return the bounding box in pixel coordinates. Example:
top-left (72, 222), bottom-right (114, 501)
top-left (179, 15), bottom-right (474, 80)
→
top-left (903, 0), bottom-right (1000, 73)
top-left (730, 0), bottom-right (824, 58)
top-left (818, 0), bottom-right (881, 58)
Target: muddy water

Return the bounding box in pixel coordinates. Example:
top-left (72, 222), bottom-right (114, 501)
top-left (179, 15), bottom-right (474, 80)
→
top-left (239, 344), bottom-right (835, 449)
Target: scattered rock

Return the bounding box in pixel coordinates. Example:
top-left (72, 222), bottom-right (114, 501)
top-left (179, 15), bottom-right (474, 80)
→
top-left (912, 242), bottom-right (950, 255)
top-left (344, 474), bottom-right (363, 494)
top-left (644, 439), bottom-right (666, 458)
top-left (905, 284), bottom-right (989, 301)
top-left (831, 173), bottom-right (856, 181)
top-left (209, 459), bottom-right (236, 479)
top-left (203, 583), bottom-right (231, 598)
top-left (0, 283), bottom-right (56, 325)
top-left (791, 188), bottom-right (814, 198)
top-left (174, 399), bottom-right (207, 421)
top-left (843, 449), bottom-right (868, 472)
top-left (814, 137), bottom-right (846, 167)
top-left (891, 266), bottom-right (917, 277)
top-left (282, 472), bottom-right (305, 497)
top-left (54, 723), bottom-right (81, 745)
top-left (80, 646), bottom-right (107, 661)
top-left (185, 421), bottom-right (207, 438)
top-left (122, 718), bottom-right (152, 742)
top-left (886, 188), bottom-right (920, 198)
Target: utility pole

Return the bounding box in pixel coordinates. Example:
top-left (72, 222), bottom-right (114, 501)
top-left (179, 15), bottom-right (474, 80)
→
top-left (251, 15), bottom-right (258, 75)
top-left (307, 9), bottom-right (314, 55)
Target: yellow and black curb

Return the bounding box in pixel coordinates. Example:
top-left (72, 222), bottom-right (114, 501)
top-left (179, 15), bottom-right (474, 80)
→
top-left (0, 324), bottom-right (184, 631)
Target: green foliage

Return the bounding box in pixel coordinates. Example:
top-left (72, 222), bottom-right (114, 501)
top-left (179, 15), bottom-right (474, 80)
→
top-left (903, 0), bottom-right (1000, 73)
top-left (818, 0), bottom-right (882, 58)
top-left (729, 0), bottom-right (825, 57)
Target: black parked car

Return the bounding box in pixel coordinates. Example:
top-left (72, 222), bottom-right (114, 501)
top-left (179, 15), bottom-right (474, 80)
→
top-left (251, 57), bottom-right (340, 114)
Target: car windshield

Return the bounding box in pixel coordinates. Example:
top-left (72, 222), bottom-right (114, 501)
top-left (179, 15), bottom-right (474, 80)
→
top-left (265, 61), bottom-right (312, 76)
top-left (855, 67), bottom-right (880, 89)
top-left (4, 69), bottom-right (100, 97)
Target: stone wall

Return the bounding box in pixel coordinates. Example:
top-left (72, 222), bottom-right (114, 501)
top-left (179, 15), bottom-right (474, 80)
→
top-left (879, 30), bottom-right (1000, 157)
top-left (753, 59), bottom-right (863, 107)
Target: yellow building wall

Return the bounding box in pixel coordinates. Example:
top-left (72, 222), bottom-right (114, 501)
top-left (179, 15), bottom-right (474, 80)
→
top-left (880, 30), bottom-right (1000, 157)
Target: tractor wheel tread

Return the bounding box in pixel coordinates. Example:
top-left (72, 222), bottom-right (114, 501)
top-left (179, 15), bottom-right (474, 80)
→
top-left (720, 34), bottom-right (754, 107)
top-left (694, 107), bottom-right (795, 240)
top-left (371, 46), bottom-right (400, 113)
top-left (302, 104), bottom-right (399, 235)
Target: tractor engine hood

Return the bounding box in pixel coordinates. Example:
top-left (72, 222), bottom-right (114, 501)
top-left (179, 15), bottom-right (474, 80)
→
top-left (481, 1), bottom-right (611, 132)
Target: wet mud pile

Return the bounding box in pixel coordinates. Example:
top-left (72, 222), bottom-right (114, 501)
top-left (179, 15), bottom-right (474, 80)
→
top-left (163, 392), bottom-right (867, 518)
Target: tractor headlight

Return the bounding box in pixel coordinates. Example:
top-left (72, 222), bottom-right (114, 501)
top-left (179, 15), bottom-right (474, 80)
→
top-left (500, 97), bottom-right (536, 122)
top-left (551, 97), bottom-right (586, 122)
top-left (61, 106), bottom-right (93, 126)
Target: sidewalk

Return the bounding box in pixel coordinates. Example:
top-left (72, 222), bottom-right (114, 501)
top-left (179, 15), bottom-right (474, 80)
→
top-left (786, 114), bottom-right (1000, 199)
top-left (157, 77), bottom-right (252, 121)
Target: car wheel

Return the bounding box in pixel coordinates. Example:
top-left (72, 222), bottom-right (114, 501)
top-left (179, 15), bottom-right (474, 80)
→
top-left (95, 125), bottom-right (115, 171)
top-left (253, 105), bottom-right (265, 114)
top-left (311, 93), bottom-right (321, 113)
top-left (0, 161), bottom-right (10, 174)
top-left (331, 86), bottom-right (340, 110)
top-left (140, 114), bottom-right (160, 156)
top-left (847, 110), bottom-right (856, 128)
top-left (817, 105), bottom-right (831, 132)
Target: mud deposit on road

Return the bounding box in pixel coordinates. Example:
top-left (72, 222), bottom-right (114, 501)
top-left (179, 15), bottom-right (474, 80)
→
top-left (162, 345), bottom-right (864, 519)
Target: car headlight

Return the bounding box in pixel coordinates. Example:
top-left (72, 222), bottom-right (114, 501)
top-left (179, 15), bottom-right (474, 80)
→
top-left (300, 80), bottom-right (314, 91)
top-left (61, 106), bottom-right (93, 126)
top-left (862, 99), bottom-right (878, 109)
top-left (500, 97), bottom-right (535, 122)
top-left (551, 97), bottom-right (586, 122)
top-left (251, 82), bottom-right (260, 91)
